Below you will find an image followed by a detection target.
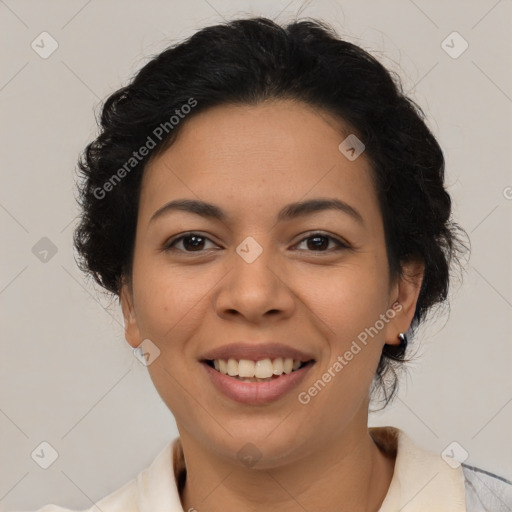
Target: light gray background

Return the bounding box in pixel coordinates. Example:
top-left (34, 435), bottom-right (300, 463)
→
top-left (1, 0), bottom-right (511, 510)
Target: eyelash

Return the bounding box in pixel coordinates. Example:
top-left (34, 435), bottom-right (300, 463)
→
top-left (163, 232), bottom-right (350, 254)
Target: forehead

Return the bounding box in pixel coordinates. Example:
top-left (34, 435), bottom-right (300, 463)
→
top-left (139, 100), bottom-right (380, 229)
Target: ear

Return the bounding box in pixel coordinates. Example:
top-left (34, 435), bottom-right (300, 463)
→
top-left (385, 258), bottom-right (425, 346)
top-left (119, 279), bottom-right (142, 349)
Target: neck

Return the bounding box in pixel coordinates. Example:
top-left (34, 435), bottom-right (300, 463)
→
top-left (178, 418), bottom-right (395, 512)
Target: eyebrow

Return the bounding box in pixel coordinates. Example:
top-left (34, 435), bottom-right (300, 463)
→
top-left (149, 197), bottom-right (365, 226)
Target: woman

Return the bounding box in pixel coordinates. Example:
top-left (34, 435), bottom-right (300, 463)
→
top-left (22, 16), bottom-right (511, 512)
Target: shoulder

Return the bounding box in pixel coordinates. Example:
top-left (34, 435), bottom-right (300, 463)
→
top-left (462, 463), bottom-right (512, 511)
top-left (371, 426), bottom-right (512, 511)
top-left (9, 507), bottom-right (80, 512)
top-left (21, 479), bottom-right (139, 512)
top-left (11, 439), bottom-right (180, 512)
top-left (11, 477), bottom-right (139, 512)
top-left (11, 478), bottom-right (139, 512)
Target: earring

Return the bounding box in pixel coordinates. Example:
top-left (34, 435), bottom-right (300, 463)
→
top-left (398, 332), bottom-right (408, 350)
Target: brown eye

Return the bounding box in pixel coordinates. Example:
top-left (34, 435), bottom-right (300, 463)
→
top-left (294, 233), bottom-right (349, 252)
top-left (164, 233), bottom-right (217, 252)
top-left (163, 231), bottom-right (349, 255)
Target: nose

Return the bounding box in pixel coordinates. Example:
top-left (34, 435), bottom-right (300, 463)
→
top-left (213, 239), bottom-right (296, 324)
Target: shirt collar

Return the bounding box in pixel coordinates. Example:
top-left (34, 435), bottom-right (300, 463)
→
top-left (370, 426), bottom-right (467, 511)
top-left (135, 434), bottom-right (185, 511)
top-left (137, 426), bottom-right (467, 511)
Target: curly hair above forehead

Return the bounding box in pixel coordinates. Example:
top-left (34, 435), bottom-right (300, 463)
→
top-left (73, 16), bottom-right (469, 407)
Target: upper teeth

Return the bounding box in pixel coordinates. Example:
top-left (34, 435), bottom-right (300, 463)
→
top-left (213, 358), bottom-right (302, 378)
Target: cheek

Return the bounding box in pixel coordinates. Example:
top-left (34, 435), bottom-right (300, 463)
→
top-left (131, 261), bottom-right (207, 418)
top-left (309, 259), bottom-right (389, 383)
top-left (299, 268), bottom-right (388, 425)
top-left (313, 259), bottom-right (388, 334)
top-left (132, 256), bottom-right (208, 340)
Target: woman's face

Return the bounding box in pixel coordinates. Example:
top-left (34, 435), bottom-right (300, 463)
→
top-left (121, 99), bottom-right (422, 466)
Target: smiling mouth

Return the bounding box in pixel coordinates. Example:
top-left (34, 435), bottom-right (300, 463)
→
top-left (203, 358), bottom-right (315, 382)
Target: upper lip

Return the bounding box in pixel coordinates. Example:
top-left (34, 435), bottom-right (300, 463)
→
top-left (199, 342), bottom-right (316, 362)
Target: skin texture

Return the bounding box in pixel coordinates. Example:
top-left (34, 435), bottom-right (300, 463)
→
top-left (120, 99), bottom-right (424, 511)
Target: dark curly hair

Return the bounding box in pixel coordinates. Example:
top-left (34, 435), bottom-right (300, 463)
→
top-left (73, 16), bottom-right (469, 408)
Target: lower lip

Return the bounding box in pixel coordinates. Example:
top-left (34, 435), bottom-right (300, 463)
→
top-left (200, 361), bottom-right (315, 405)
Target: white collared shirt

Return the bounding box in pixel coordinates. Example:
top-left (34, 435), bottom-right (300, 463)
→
top-left (16, 426), bottom-right (512, 511)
